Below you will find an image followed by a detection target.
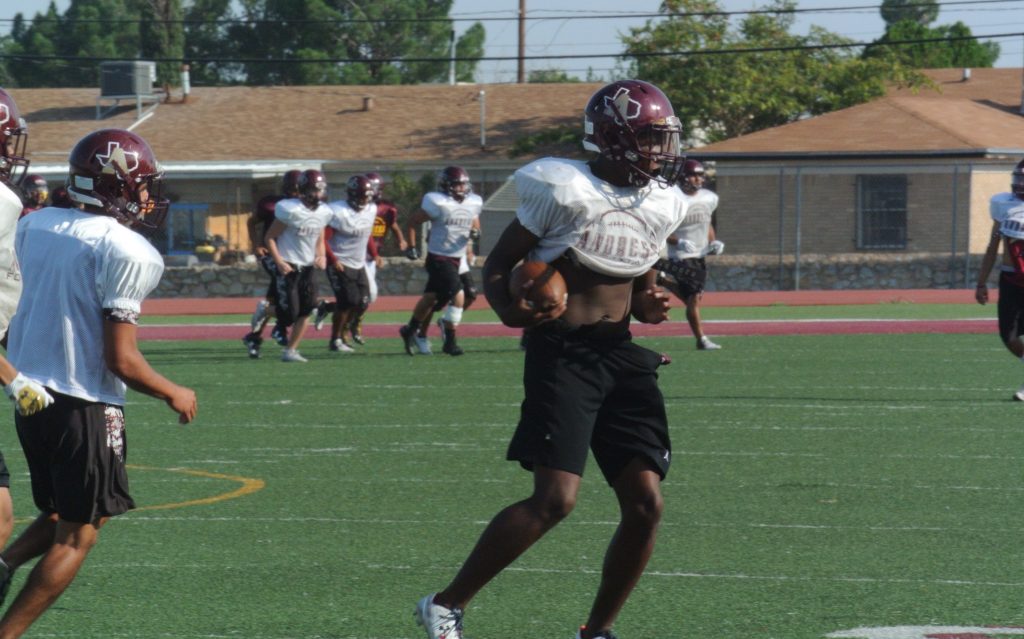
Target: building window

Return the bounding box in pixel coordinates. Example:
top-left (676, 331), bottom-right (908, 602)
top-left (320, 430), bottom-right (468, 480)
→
top-left (856, 175), bottom-right (907, 249)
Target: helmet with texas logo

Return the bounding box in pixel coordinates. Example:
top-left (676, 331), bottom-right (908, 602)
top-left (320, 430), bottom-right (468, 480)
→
top-left (438, 166), bottom-right (471, 202)
top-left (66, 128), bottom-right (169, 233)
top-left (582, 79), bottom-right (686, 187)
top-left (1013, 158), bottom-right (1024, 199)
top-left (346, 174), bottom-right (374, 209)
top-left (365, 171), bottom-right (384, 202)
top-left (297, 169), bottom-right (327, 207)
top-left (0, 88), bottom-right (29, 185)
top-left (281, 169), bottom-right (302, 198)
top-left (679, 159), bottom-right (706, 195)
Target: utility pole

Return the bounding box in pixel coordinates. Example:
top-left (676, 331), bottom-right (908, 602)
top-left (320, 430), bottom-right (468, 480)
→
top-left (517, 0), bottom-right (526, 83)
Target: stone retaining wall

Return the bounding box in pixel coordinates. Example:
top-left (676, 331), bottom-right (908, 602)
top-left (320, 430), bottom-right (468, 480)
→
top-left (150, 253), bottom-right (987, 298)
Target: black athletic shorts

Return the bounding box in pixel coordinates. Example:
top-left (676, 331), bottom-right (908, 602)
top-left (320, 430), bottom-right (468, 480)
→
top-left (424, 254), bottom-right (462, 310)
top-left (327, 265), bottom-right (370, 311)
top-left (460, 271), bottom-right (478, 307)
top-left (508, 320), bottom-right (671, 485)
top-left (274, 264), bottom-right (317, 327)
top-left (15, 391), bottom-right (135, 523)
top-left (998, 271), bottom-right (1024, 345)
top-left (658, 257), bottom-right (707, 300)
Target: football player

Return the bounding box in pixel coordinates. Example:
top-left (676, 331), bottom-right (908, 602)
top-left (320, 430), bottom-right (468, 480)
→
top-left (975, 158), bottom-right (1024, 400)
top-left (17, 173), bottom-right (48, 217)
top-left (658, 159), bottom-right (724, 350)
top-left (0, 128), bottom-right (196, 636)
top-left (242, 169), bottom-right (302, 358)
top-left (0, 88), bottom-right (56, 609)
top-left (264, 168), bottom-right (332, 362)
top-left (398, 166), bottom-right (483, 356)
top-left (416, 220), bottom-right (481, 355)
top-left (314, 175), bottom-right (379, 352)
top-left (414, 80), bottom-right (688, 639)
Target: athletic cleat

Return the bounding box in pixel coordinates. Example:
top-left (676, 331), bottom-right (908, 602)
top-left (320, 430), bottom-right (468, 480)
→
top-left (414, 335), bottom-right (433, 355)
top-left (250, 299), bottom-right (269, 332)
top-left (349, 317), bottom-right (365, 345)
top-left (242, 333), bottom-right (263, 359)
top-left (271, 324), bottom-right (288, 346)
top-left (313, 300), bottom-right (328, 331)
top-left (576, 626), bottom-right (619, 639)
top-left (280, 348), bottom-right (308, 363)
top-left (414, 594), bottom-right (463, 639)
top-left (697, 336), bottom-right (721, 350)
top-left (436, 317), bottom-right (448, 344)
top-left (0, 558), bottom-right (14, 609)
top-left (330, 338), bottom-right (354, 353)
top-left (442, 342), bottom-right (464, 357)
top-left (1014, 384), bottom-right (1024, 401)
top-left (399, 325), bottom-right (416, 356)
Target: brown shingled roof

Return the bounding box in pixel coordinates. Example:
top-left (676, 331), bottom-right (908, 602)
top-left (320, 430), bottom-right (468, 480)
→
top-left (11, 83), bottom-right (602, 165)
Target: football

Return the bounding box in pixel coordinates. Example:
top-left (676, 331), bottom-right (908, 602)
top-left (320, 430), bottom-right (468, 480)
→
top-left (509, 261), bottom-right (567, 309)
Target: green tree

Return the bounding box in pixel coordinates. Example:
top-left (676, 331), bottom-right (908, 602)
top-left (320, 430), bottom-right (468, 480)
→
top-left (863, 20), bottom-right (999, 68)
top-left (622, 0), bottom-right (925, 143)
top-left (527, 68), bottom-right (580, 83)
top-left (138, 0), bottom-right (185, 86)
top-left (880, 0), bottom-right (939, 27)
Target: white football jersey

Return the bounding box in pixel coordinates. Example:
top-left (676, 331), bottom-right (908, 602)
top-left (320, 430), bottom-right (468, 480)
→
top-left (327, 200), bottom-right (377, 270)
top-left (421, 191), bottom-right (483, 258)
top-left (990, 192), bottom-right (1024, 225)
top-left (0, 182), bottom-right (22, 337)
top-left (1000, 199), bottom-right (1024, 240)
top-left (273, 198), bottom-right (333, 266)
top-left (667, 188), bottom-right (719, 260)
top-left (515, 158), bottom-right (689, 277)
top-left (8, 208), bottom-right (164, 405)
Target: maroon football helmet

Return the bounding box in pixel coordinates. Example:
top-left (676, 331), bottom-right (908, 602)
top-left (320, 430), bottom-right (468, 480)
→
top-left (0, 89), bottom-right (29, 186)
top-left (1013, 159), bottom-right (1024, 199)
top-left (281, 169), bottom-right (302, 197)
top-left (20, 173), bottom-right (48, 206)
top-left (50, 184), bottom-right (71, 208)
top-left (365, 171), bottom-right (384, 203)
top-left (679, 159), bottom-right (706, 195)
top-left (582, 80), bottom-right (685, 187)
top-left (438, 166), bottom-right (471, 202)
top-left (297, 169), bottom-right (327, 208)
top-left (346, 175), bottom-right (375, 209)
top-left (67, 128), bottom-right (169, 233)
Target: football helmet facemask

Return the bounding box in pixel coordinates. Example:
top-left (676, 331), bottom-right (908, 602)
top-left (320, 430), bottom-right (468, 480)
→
top-left (346, 175), bottom-right (374, 209)
top-left (20, 173), bottom-right (48, 206)
top-left (583, 79), bottom-right (686, 188)
top-left (680, 159), bottom-right (706, 195)
top-left (281, 169), bottom-right (303, 198)
top-left (0, 89), bottom-right (29, 186)
top-left (439, 166), bottom-right (471, 202)
top-left (1012, 159), bottom-right (1024, 199)
top-left (66, 128), bottom-right (169, 233)
top-left (365, 172), bottom-right (384, 203)
top-left (298, 169), bottom-right (327, 208)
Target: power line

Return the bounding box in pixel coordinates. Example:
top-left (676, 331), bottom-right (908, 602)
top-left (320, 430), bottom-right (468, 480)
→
top-left (1, 0), bottom-right (1021, 27)
top-left (2, 30), bottom-right (1020, 66)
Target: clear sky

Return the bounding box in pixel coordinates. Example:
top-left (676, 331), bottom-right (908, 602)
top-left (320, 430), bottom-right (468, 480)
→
top-left (5, 0), bottom-right (1022, 83)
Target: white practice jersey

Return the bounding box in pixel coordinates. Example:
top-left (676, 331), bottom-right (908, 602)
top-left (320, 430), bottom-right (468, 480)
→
top-left (515, 158), bottom-right (689, 277)
top-left (999, 197), bottom-right (1024, 240)
top-left (990, 192), bottom-right (1024, 227)
top-left (421, 191), bottom-right (483, 258)
top-left (667, 187), bottom-right (719, 260)
top-left (273, 198), bottom-right (333, 266)
top-left (327, 200), bottom-right (377, 270)
top-left (8, 208), bottom-right (164, 405)
top-left (0, 182), bottom-right (22, 337)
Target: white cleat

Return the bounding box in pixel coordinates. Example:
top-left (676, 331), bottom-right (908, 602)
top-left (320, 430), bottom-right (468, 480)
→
top-left (1014, 384), bottom-right (1024, 401)
top-left (697, 336), bottom-right (722, 350)
top-left (414, 335), bottom-right (433, 355)
top-left (414, 594), bottom-right (463, 639)
top-left (330, 339), bottom-right (354, 353)
top-left (281, 348), bottom-right (308, 363)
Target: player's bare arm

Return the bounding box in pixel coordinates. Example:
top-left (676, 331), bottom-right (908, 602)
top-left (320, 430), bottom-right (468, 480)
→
top-left (976, 221), bottom-right (1001, 305)
top-left (104, 319), bottom-right (197, 424)
top-left (630, 269), bottom-right (672, 324)
top-left (483, 219), bottom-right (565, 328)
top-left (264, 219), bottom-right (292, 275)
top-left (390, 219), bottom-right (408, 252)
top-left (314, 229), bottom-right (327, 270)
top-left (405, 209), bottom-right (429, 251)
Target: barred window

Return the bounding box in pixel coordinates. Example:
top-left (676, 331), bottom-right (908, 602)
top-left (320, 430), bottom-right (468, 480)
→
top-left (856, 175), bottom-right (907, 249)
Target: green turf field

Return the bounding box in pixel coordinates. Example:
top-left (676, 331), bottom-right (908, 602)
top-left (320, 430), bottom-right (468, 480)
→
top-left (2, 331), bottom-right (1020, 638)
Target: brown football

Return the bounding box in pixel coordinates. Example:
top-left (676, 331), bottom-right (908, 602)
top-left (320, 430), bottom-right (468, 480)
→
top-left (509, 261), bottom-right (567, 309)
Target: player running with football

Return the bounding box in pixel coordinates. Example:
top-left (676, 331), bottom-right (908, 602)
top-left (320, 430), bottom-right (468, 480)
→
top-left (657, 159), bottom-right (725, 350)
top-left (398, 166), bottom-right (482, 357)
top-left (414, 79), bottom-right (689, 639)
top-left (264, 169), bottom-right (332, 362)
top-left (975, 158), bottom-right (1024, 400)
top-left (0, 128), bottom-right (196, 637)
top-left (242, 169), bottom-right (302, 358)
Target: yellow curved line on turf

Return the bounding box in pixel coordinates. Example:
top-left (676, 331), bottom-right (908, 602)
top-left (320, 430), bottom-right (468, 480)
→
top-left (126, 465), bottom-right (265, 511)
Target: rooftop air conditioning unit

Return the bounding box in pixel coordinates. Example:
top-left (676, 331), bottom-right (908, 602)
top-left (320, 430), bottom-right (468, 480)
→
top-left (99, 60), bottom-right (156, 98)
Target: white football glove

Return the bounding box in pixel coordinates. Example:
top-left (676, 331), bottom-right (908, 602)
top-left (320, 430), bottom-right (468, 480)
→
top-left (701, 240), bottom-right (725, 257)
top-left (678, 240), bottom-right (699, 254)
top-left (4, 373), bottom-right (54, 416)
